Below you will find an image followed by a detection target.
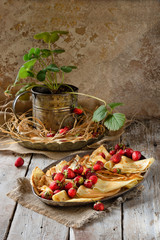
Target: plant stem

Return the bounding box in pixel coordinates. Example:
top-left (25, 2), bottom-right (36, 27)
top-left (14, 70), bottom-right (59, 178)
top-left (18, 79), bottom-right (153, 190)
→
top-left (69, 92), bottom-right (107, 106)
top-left (61, 72), bottom-right (64, 84)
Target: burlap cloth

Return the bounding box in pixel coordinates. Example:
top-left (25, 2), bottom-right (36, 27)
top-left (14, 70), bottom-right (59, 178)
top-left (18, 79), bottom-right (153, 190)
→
top-left (7, 177), bottom-right (143, 228)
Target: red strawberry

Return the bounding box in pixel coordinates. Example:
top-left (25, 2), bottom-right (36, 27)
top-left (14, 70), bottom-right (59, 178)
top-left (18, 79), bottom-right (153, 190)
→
top-left (93, 163), bottom-right (102, 171)
top-left (132, 151), bottom-right (141, 161)
top-left (109, 149), bottom-right (116, 155)
top-left (114, 144), bottom-right (121, 151)
top-left (96, 161), bottom-right (104, 168)
top-left (59, 126), bottom-right (70, 135)
top-left (68, 188), bottom-right (77, 198)
top-left (64, 168), bottom-right (76, 179)
top-left (53, 190), bottom-right (61, 195)
top-left (15, 157), bottom-right (24, 167)
top-left (54, 173), bottom-right (65, 182)
top-left (49, 181), bottom-right (61, 191)
top-left (41, 190), bottom-right (53, 200)
top-left (110, 153), bottom-right (121, 163)
top-left (73, 108), bottom-right (83, 115)
top-left (64, 182), bottom-right (73, 191)
top-left (74, 164), bottom-right (84, 175)
top-left (85, 168), bottom-right (96, 179)
top-left (89, 175), bottom-right (98, 185)
top-left (113, 168), bottom-right (121, 174)
top-left (62, 165), bottom-right (69, 173)
top-left (46, 132), bottom-right (55, 137)
top-left (92, 132), bottom-right (98, 137)
top-left (99, 152), bottom-right (106, 159)
top-left (93, 201), bottom-right (104, 211)
top-left (84, 179), bottom-right (93, 188)
top-left (124, 148), bottom-right (134, 158)
top-left (51, 172), bottom-right (56, 180)
top-left (74, 175), bottom-right (84, 186)
top-left (118, 149), bottom-right (125, 155)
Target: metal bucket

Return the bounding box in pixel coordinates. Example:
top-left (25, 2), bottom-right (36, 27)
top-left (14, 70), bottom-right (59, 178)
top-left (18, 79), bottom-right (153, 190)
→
top-left (13, 85), bottom-right (78, 131)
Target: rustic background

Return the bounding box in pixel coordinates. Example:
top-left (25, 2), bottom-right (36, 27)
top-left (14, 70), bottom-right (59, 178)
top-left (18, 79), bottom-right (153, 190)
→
top-left (0, 0), bottom-right (160, 118)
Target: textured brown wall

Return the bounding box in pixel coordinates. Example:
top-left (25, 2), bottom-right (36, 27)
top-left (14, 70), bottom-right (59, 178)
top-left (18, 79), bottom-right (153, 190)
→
top-left (0, 0), bottom-right (160, 118)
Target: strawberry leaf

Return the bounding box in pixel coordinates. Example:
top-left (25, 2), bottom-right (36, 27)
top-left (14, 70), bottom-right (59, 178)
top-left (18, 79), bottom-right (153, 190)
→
top-left (92, 105), bottom-right (108, 122)
top-left (104, 113), bottom-right (125, 131)
top-left (108, 102), bottom-right (124, 110)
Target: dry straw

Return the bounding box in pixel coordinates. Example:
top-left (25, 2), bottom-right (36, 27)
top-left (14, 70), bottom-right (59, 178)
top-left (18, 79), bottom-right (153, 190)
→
top-left (0, 108), bottom-right (106, 144)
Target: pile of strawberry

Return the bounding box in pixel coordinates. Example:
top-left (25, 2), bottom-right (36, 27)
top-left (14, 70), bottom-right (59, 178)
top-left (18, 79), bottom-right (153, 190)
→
top-left (109, 143), bottom-right (142, 163)
top-left (41, 157), bottom-right (105, 200)
top-left (41, 152), bottom-right (107, 210)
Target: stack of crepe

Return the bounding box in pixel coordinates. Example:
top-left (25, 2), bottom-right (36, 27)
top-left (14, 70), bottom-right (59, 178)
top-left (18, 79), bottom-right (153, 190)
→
top-left (30, 145), bottom-right (155, 203)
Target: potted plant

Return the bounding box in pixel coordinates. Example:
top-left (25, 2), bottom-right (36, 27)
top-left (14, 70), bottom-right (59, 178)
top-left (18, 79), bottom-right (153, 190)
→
top-left (5, 31), bottom-right (78, 130)
top-left (5, 31), bottom-right (126, 134)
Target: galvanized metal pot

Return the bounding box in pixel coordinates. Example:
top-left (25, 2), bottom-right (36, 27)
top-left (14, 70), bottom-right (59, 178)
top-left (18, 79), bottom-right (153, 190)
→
top-left (13, 85), bottom-right (78, 131)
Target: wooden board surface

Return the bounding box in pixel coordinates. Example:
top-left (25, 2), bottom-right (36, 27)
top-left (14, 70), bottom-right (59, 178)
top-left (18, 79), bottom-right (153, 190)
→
top-left (0, 120), bottom-right (160, 240)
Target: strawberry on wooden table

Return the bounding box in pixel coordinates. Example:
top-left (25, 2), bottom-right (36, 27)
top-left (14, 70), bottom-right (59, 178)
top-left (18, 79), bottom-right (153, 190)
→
top-left (15, 157), bottom-right (24, 167)
top-left (93, 201), bottom-right (104, 211)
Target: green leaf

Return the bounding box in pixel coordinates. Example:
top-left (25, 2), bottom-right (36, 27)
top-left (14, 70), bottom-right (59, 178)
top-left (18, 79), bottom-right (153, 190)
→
top-left (50, 32), bottom-right (59, 43)
top-left (18, 67), bottom-right (30, 79)
top-left (23, 59), bottom-right (37, 70)
top-left (23, 53), bottom-right (29, 61)
top-left (68, 65), bottom-right (77, 69)
top-left (35, 48), bottom-right (40, 55)
top-left (92, 105), bottom-right (108, 122)
top-left (104, 113), bottom-right (126, 131)
top-left (37, 70), bottom-right (46, 81)
top-left (52, 49), bottom-right (65, 54)
top-left (61, 66), bottom-right (73, 73)
top-left (108, 102), bottom-right (124, 110)
top-left (52, 31), bottom-right (68, 35)
top-left (34, 32), bottom-right (50, 43)
top-left (29, 48), bottom-right (35, 55)
top-left (41, 49), bottom-right (52, 58)
top-left (46, 64), bottom-right (59, 72)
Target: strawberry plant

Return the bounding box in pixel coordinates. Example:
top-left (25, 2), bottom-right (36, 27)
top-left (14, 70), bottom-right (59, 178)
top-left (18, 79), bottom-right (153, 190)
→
top-left (5, 31), bottom-right (77, 96)
top-left (92, 102), bottom-right (125, 131)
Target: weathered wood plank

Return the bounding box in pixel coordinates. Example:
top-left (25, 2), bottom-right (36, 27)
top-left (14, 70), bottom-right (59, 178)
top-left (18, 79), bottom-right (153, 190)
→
top-left (7, 154), bottom-right (69, 240)
top-left (122, 120), bottom-right (160, 240)
top-left (70, 208), bottom-right (122, 240)
top-left (0, 152), bottom-right (31, 240)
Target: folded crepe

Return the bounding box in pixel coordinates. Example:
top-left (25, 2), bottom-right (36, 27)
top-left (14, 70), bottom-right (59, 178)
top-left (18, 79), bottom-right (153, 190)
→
top-left (107, 156), bottom-right (155, 174)
top-left (30, 145), bottom-right (155, 203)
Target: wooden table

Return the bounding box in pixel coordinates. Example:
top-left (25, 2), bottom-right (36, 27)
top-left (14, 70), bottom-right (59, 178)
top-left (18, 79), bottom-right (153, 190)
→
top-left (0, 120), bottom-right (160, 240)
